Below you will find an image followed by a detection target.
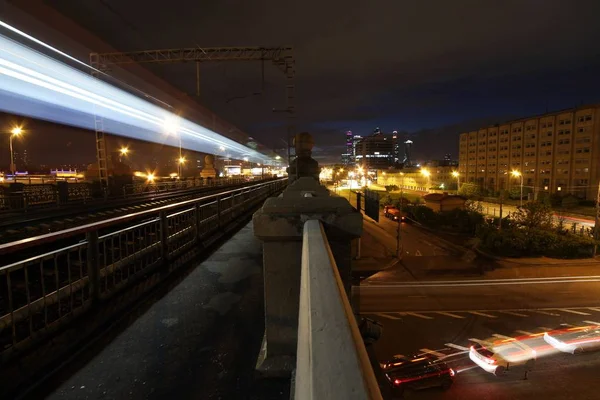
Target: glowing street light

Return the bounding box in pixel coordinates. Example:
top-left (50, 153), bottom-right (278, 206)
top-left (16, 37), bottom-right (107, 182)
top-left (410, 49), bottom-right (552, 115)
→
top-left (452, 171), bottom-right (460, 193)
top-left (511, 170), bottom-right (524, 206)
top-left (119, 146), bottom-right (129, 162)
top-left (146, 173), bottom-right (155, 183)
top-left (275, 155), bottom-right (281, 160)
top-left (421, 168), bottom-right (431, 191)
top-left (9, 126), bottom-right (22, 177)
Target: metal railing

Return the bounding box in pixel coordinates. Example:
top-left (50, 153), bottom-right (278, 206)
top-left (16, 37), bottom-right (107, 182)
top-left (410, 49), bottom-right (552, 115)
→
top-left (295, 219), bottom-right (382, 400)
top-left (122, 176), bottom-right (252, 197)
top-left (0, 178), bottom-right (287, 359)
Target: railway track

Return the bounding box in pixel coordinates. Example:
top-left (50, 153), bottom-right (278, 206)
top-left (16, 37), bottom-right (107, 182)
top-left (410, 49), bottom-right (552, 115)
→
top-left (0, 178), bottom-right (273, 244)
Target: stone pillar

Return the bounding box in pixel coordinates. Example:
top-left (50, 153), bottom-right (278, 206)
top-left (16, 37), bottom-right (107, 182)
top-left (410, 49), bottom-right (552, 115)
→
top-left (200, 154), bottom-right (217, 179)
top-left (287, 132), bottom-right (320, 184)
top-left (253, 177), bottom-right (362, 377)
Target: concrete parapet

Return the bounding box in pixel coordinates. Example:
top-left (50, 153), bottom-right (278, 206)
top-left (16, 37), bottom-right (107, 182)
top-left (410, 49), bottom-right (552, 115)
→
top-left (252, 177), bottom-right (362, 377)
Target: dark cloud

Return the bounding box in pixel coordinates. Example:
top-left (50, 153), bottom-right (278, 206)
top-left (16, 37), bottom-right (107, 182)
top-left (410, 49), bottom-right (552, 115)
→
top-left (43, 0), bottom-right (600, 162)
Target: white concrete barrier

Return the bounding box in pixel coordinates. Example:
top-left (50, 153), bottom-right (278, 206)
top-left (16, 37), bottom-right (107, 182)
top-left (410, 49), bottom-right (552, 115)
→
top-left (295, 219), bottom-right (382, 400)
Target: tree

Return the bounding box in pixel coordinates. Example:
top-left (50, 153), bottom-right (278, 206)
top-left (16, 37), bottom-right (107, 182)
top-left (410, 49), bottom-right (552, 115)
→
top-left (385, 184), bottom-right (399, 192)
top-left (511, 202), bottom-right (554, 230)
top-left (458, 182), bottom-right (479, 198)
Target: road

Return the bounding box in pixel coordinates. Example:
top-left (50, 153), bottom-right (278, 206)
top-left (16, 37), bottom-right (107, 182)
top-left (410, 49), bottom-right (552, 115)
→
top-left (357, 275), bottom-right (600, 312)
top-left (478, 201), bottom-right (594, 229)
top-left (362, 288), bottom-right (600, 399)
top-left (363, 211), bottom-right (484, 279)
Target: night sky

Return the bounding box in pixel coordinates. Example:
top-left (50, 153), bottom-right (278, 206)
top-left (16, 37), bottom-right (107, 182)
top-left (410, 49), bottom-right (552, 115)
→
top-left (16, 1), bottom-right (600, 163)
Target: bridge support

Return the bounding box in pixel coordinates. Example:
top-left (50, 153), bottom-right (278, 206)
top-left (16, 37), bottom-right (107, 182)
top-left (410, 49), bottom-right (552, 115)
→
top-left (253, 177), bottom-right (362, 377)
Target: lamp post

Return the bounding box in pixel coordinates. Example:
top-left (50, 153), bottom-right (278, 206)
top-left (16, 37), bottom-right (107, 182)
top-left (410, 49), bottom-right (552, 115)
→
top-left (420, 168), bottom-right (431, 192)
top-left (9, 126), bottom-right (22, 179)
top-left (511, 170), bottom-right (523, 206)
top-left (178, 156), bottom-right (186, 178)
top-left (452, 171), bottom-right (460, 194)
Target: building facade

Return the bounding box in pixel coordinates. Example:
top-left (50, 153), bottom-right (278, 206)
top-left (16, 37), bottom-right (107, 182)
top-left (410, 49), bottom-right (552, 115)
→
top-left (377, 166), bottom-right (456, 191)
top-left (459, 105), bottom-right (600, 199)
top-left (356, 131), bottom-right (396, 170)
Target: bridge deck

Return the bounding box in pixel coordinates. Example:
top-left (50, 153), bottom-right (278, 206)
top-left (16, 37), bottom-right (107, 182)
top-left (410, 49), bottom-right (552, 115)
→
top-left (40, 222), bottom-right (289, 400)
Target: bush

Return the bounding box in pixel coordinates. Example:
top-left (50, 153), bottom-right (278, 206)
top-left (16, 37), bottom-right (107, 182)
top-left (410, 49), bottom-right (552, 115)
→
top-left (561, 195), bottom-right (579, 209)
top-left (511, 202), bottom-right (554, 230)
top-left (385, 185), bottom-right (399, 192)
top-left (458, 182), bottom-right (480, 198)
top-left (478, 227), bottom-right (596, 259)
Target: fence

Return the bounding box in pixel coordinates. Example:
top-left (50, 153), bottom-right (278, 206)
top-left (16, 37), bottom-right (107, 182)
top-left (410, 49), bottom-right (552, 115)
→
top-left (122, 176), bottom-right (249, 197)
top-left (0, 178), bottom-right (287, 361)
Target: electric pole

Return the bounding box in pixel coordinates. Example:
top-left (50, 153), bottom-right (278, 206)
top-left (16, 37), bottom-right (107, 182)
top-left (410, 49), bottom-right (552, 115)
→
top-left (594, 182), bottom-right (600, 256)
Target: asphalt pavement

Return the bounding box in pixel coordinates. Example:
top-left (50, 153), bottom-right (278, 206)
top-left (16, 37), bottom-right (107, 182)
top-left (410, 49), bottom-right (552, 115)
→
top-left (365, 304), bottom-right (600, 399)
top-left (32, 223), bottom-right (289, 400)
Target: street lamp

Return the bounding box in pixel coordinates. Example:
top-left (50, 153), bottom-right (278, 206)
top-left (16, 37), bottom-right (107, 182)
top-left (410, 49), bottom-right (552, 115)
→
top-left (178, 156), bottom-right (186, 177)
top-left (452, 171), bottom-right (460, 194)
top-left (9, 126), bottom-right (22, 178)
top-left (511, 170), bottom-right (524, 206)
top-left (421, 168), bottom-right (431, 192)
top-left (119, 146), bottom-right (129, 162)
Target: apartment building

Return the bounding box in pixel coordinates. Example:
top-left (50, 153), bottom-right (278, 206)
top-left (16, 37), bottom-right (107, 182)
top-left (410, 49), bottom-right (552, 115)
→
top-left (458, 105), bottom-right (600, 199)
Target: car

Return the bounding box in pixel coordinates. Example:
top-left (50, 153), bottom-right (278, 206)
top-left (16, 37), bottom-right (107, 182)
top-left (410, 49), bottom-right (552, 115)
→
top-left (382, 354), bottom-right (454, 397)
top-left (469, 338), bottom-right (536, 376)
top-left (543, 324), bottom-right (600, 354)
top-left (383, 206), bottom-right (408, 222)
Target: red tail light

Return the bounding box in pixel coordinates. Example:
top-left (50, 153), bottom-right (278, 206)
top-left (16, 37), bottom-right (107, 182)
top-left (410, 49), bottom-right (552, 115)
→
top-left (449, 368), bottom-right (455, 377)
top-left (394, 379), bottom-right (402, 386)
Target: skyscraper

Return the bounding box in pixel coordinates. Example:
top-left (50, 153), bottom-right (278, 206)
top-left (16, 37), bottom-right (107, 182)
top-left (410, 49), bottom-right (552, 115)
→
top-left (341, 130), bottom-right (354, 165)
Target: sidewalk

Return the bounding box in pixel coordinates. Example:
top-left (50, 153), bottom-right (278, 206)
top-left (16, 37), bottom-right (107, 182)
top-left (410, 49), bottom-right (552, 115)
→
top-left (40, 223), bottom-right (289, 400)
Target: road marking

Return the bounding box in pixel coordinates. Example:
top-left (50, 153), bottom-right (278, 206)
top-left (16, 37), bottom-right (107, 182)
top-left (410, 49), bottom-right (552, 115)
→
top-left (499, 310), bottom-right (528, 317)
top-left (436, 311), bottom-right (466, 319)
top-left (469, 311), bottom-right (497, 318)
top-left (405, 312), bottom-right (433, 319)
top-left (374, 313), bottom-right (402, 320)
top-left (532, 310), bottom-right (560, 316)
top-left (415, 250), bottom-right (422, 256)
top-left (559, 309), bottom-right (591, 316)
top-left (587, 308), bottom-right (600, 312)
top-left (492, 334), bottom-right (514, 340)
top-left (446, 343), bottom-right (469, 351)
top-left (516, 330), bottom-right (534, 335)
top-left (539, 327), bottom-right (552, 331)
top-left (583, 320), bottom-right (600, 325)
top-left (419, 348), bottom-right (446, 358)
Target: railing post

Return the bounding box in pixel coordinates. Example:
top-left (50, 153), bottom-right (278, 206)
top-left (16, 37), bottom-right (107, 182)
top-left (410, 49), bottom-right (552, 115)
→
top-left (159, 211), bottom-right (169, 263)
top-left (216, 195), bottom-right (221, 228)
top-left (253, 177), bottom-right (361, 378)
top-left (195, 202), bottom-right (202, 241)
top-left (86, 230), bottom-right (100, 303)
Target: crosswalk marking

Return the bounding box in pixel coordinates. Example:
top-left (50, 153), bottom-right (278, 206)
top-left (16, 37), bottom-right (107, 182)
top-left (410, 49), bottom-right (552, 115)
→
top-left (374, 313), bottom-right (402, 320)
top-left (559, 309), bottom-right (591, 316)
top-left (419, 348), bottom-right (446, 358)
top-left (436, 311), bottom-right (466, 319)
top-left (405, 312), bottom-right (434, 319)
top-left (499, 310), bottom-right (528, 317)
top-left (469, 311), bottom-right (497, 318)
top-left (446, 343), bottom-right (469, 351)
top-left (583, 320), bottom-right (600, 325)
top-left (532, 310), bottom-right (560, 316)
top-left (516, 330), bottom-right (534, 335)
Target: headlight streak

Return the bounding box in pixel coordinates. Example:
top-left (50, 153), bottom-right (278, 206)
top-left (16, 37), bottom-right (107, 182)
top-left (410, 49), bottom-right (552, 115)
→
top-left (0, 29), bottom-right (273, 164)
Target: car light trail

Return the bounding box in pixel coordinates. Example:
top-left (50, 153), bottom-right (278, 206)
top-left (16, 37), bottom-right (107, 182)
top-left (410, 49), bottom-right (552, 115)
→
top-left (0, 23), bottom-right (272, 164)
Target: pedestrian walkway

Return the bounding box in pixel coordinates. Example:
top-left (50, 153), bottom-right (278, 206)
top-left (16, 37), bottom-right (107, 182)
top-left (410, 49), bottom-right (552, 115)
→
top-left (41, 222), bottom-right (289, 400)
